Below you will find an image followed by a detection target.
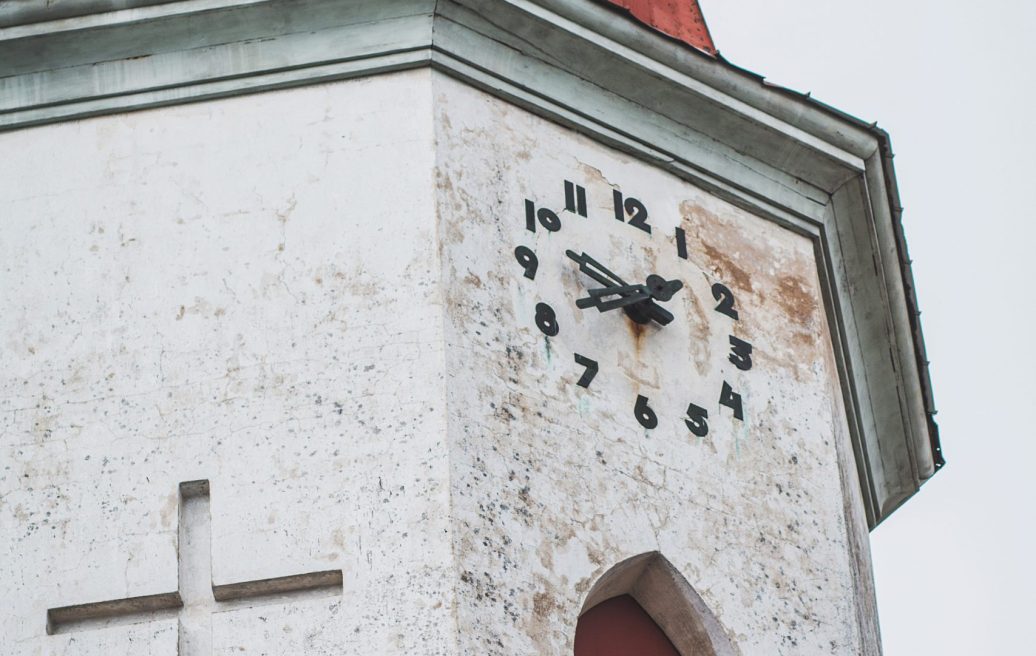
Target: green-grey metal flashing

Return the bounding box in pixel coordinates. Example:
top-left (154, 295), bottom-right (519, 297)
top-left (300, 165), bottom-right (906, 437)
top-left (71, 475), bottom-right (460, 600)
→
top-left (0, 0), bottom-right (941, 532)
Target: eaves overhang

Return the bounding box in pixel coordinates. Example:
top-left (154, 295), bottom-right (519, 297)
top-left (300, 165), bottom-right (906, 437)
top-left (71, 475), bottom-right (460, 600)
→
top-left (0, 0), bottom-right (941, 528)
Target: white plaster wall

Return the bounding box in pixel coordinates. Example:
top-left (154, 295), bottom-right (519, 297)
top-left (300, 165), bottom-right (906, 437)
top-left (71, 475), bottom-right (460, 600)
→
top-left (0, 70), bottom-right (456, 655)
top-left (0, 64), bottom-right (875, 656)
top-left (433, 73), bottom-right (869, 655)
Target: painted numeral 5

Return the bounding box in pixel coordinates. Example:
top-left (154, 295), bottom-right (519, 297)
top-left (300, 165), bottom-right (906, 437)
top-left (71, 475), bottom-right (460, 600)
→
top-left (685, 403), bottom-right (709, 437)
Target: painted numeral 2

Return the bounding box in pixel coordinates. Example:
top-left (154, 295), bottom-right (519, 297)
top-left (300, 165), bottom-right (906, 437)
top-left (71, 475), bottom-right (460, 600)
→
top-left (712, 283), bottom-right (739, 320)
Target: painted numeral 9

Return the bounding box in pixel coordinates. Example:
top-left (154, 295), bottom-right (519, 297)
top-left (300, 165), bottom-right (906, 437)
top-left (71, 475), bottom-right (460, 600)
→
top-left (535, 302), bottom-right (559, 336)
top-left (514, 246), bottom-right (538, 280)
top-left (525, 199), bottom-right (561, 233)
top-left (634, 395), bottom-right (658, 429)
top-left (711, 283), bottom-right (739, 320)
top-left (719, 381), bottom-right (744, 421)
top-left (728, 335), bottom-right (752, 371)
top-left (685, 403), bottom-right (709, 437)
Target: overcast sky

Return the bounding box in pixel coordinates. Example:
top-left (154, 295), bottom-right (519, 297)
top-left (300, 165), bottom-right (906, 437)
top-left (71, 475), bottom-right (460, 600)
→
top-left (699, 1), bottom-right (1036, 652)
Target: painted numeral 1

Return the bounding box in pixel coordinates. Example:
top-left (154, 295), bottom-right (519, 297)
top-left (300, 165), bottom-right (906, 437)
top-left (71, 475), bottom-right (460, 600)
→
top-left (675, 227), bottom-right (688, 259)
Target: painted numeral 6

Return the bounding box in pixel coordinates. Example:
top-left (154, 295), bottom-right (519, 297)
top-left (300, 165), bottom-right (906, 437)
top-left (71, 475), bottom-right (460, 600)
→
top-left (634, 395), bottom-right (658, 429)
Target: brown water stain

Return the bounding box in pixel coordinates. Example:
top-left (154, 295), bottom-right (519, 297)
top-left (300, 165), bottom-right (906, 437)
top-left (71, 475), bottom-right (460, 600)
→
top-left (774, 275), bottom-right (819, 328)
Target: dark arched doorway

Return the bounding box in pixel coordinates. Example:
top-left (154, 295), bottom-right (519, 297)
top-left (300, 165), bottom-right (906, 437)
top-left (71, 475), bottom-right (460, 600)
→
top-left (574, 594), bottom-right (680, 656)
top-left (574, 552), bottom-right (736, 656)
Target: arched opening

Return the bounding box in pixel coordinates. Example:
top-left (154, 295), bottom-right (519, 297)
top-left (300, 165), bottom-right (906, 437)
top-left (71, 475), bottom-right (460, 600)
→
top-left (575, 594), bottom-right (680, 656)
top-left (574, 552), bottom-right (736, 656)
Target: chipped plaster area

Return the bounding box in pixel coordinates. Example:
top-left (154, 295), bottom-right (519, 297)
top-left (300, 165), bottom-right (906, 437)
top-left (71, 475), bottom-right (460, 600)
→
top-left (433, 73), bottom-right (864, 655)
top-left (0, 70), bottom-right (457, 654)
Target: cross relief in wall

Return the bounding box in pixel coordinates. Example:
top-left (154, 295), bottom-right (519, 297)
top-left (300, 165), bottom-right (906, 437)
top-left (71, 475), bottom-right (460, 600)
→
top-left (46, 480), bottom-right (343, 654)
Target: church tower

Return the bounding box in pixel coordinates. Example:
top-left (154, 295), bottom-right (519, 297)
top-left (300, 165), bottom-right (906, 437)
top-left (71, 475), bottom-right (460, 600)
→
top-left (0, 1), bottom-right (942, 654)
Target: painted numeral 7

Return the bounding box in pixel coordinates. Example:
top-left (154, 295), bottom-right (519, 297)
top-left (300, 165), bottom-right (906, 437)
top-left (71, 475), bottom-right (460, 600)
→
top-left (574, 353), bottom-right (598, 388)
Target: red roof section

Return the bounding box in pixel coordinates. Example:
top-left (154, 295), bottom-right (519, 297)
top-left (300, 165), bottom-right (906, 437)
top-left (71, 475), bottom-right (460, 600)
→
top-left (602, 0), bottom-right (715, 54)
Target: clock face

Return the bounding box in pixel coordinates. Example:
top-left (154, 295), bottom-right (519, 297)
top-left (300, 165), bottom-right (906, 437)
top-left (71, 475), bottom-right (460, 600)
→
top-left (510, 177), bottom-right (754, 439)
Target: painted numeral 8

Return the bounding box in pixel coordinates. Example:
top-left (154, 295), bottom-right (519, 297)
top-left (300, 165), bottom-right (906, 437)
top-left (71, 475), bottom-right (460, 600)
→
top-left (535, 302), bottom-right (559, 336)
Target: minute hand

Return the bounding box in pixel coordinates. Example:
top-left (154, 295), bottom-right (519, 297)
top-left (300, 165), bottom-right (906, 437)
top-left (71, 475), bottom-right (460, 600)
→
top-left (565, 250), bottom-right (628, 288)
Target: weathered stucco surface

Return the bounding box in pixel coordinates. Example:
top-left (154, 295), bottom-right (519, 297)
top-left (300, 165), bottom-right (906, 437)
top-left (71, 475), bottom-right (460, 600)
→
top-left (1, 70), bottom-right (456, 655)
top-left (1, 68), bottom-right (874, 655)
top-left (433, 74), bottom-right (870, 655)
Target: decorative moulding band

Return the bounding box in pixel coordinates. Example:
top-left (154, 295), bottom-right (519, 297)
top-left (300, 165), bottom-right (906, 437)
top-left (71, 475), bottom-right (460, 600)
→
top-left (0, 0), bottom-right (940, 528)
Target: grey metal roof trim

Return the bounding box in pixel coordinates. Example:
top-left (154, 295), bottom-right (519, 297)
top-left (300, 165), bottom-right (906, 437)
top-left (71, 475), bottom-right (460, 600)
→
top-left (711, 51), bottom-right (945, 484)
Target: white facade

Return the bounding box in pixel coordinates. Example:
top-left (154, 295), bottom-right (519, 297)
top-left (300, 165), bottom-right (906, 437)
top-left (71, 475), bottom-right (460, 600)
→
top-left (0, 1), bottom-right (941, 654)
top-left (2, 72), bottom-right (454, 655)
top-left (2, 67), bottom-right (874, 655)
top-left (434, 76), bottom-right (872, 653)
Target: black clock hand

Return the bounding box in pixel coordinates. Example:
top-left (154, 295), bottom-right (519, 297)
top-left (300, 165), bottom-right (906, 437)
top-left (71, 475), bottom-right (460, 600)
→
top-left (586, 283), bottom-right (648, 298)
top-left (645, 274), bottom-right (683, 302)
top-left (642, 301), bottom-right (675, 326)
top-left (576, 285), bottom-right (651, 311)
top-left (565, 250), bottom-right (628, 288)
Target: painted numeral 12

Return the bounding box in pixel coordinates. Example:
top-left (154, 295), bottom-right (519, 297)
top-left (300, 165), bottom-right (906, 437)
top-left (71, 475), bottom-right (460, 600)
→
top-left (612, 190), bottom-right (651, 234)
